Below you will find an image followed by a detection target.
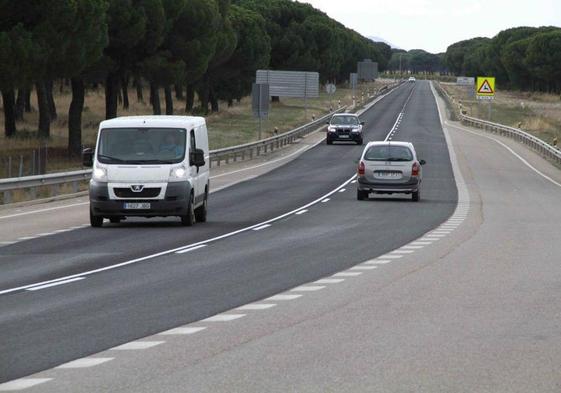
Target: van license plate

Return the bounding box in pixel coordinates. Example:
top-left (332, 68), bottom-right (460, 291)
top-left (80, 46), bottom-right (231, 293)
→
top-left (124, 203), bottom-right (151, 210)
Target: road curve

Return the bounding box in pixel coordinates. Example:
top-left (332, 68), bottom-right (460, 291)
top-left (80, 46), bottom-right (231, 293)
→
top-left (0, 81), bottom-right (460, 385)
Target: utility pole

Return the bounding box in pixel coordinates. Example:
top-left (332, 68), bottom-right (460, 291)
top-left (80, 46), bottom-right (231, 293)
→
top-left (399, 53), bottom-right (402, 79)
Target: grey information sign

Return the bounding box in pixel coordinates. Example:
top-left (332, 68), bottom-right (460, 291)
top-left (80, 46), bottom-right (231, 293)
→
top-left (256, 70), bottom-right (319, 98)
top-left (457, 76), bottom-right (475, 86)
top-left (350, 73), bottom-right (358, 90)
top-left (357, 59), bottom-right (379, 81)
top-left (252, 83), bottom-right (269, 119)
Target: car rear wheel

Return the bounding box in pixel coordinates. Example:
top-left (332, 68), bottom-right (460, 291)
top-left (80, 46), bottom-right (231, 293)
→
top-left (90, 209), bottom-right (103, 227)
top-left (412, 190), bottom-right (420, 202)
top-left (357, 189), bottom-right (368, 201)
top-left (181, 194), bottom-right (195, 226)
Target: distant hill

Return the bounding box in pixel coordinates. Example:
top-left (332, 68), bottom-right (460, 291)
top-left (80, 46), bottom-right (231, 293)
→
top-left (368, 36), bottom-right (401, 49)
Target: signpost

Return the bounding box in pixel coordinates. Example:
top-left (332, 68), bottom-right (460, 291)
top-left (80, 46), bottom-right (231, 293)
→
top-left (252, 83), bottom-right (270, 140)
top-left (476, 76), bottom-right (495, 121)
top-left (350, 73), bottom-right (358, 107)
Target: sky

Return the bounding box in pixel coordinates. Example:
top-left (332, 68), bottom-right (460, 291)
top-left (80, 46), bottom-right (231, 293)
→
top-left (300, 0), bottom-right (561, 53)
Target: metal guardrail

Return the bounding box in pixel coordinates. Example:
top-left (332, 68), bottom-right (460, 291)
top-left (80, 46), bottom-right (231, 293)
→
top-left (0, 81), bottom-right (402, 205)
top-left (435, 82), bottom-right (561, 166)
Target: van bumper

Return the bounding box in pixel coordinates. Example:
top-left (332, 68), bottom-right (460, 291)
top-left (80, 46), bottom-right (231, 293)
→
top-left (89, 181), bottom-right (191, 217)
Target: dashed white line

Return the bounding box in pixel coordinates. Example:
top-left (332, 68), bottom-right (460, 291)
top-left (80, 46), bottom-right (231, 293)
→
top-left (400, 245), bottom-right (424, 249)
top-left (26, 277), bottom-right (85, 291)
top-left (315, 278), bottom-right (345, 284)
top-left (56, 357), bottom-right (114, 369)
top-left (111, 341), bottom-right (164, 350)
top-left (410, 242), bottom-right (432, 246)
top-left (237, 303), bottom-right (277, 311)
top-left (321, 198), bottom-right (330, 203)
top-left (267, 294), bottom-right (302, 301)
top-left (333, 272), bottom-right (362, 277)
top-left (390, 250), bottom-right (414, 254)
top-left (383, 254), bottom-right (404, 259)
top-left (291, 285), bottom-right (325, 292)
top-left (202, 314), bottom-right (246, 322)
top-left (0, 378), bottom-right (53, 391)
top-left (159, 327), bottom-right (207, 336)
top-left (339, 188), bottom-right (346, 193)
top-left (364, 259), bottom-right (392, 265)
top-left (252, 224), bottom-right (271, 231)
top-left (350, 265), bottom-right (378, 270)
top-left (176, 244), bottom-right (207, 254)
top-left (295, 209), bottom-right (308, 215)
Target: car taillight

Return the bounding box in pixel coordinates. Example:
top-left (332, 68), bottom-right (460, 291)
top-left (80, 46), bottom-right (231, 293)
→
top-left (412, 162), bottom-right (420, 177)
top-left (358, 161), bottom-right (365, 176)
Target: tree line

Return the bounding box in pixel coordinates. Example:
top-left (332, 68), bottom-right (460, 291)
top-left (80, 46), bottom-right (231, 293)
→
top-left (386, 49), bottom-right (446, 74)
top-left (0, 0), bottom-right (391, 155)
top-left (444, 26), bottom-right (561, 93)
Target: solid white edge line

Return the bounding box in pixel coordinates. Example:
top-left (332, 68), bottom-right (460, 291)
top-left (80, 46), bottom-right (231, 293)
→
top-left (26, 277), bottom-right (85, 291)
top-left (176, 244), bottom-right (207, 254)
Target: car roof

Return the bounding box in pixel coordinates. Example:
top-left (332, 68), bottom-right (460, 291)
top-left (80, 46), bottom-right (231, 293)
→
top-left (331, 113), bottom-right (358, 117)
top-left (100, 116), bottom-right (205, 130)
top-left (365, 141), bottom-right (415, 149)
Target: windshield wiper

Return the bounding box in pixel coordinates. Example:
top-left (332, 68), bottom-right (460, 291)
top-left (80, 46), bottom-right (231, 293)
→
top-left (385, 158), bottom-right (410, 162)
top-left (97, 154), bottom-right (125, 163)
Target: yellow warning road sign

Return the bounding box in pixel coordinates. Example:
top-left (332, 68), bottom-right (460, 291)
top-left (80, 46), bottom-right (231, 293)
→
top-left (476, 77), bottom-right (495, 99)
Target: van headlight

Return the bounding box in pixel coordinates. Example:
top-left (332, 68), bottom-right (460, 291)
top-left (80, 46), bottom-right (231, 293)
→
top-left (169, 166), bottom-right (188, 181)
top-left (92, 166), bottom-right (107, 182)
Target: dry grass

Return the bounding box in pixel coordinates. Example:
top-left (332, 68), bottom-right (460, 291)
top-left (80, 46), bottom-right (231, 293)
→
top-left (0, 79), bottom-right (394, 178)
top-left (441, 83), bottom-right (561, 145)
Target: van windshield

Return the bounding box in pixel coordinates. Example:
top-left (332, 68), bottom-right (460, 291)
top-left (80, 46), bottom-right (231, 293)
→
top-left (97, 128), bottom-right (187, 164)
top-left (330, 116), bottom-right (359, 126)
top-left (364, 145), bottom-right (414, 161)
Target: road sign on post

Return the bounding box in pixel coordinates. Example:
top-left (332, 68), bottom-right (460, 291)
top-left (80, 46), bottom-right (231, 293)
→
top-left (252, 83), bottom-right (270, 140)
top-left (476, 77), bottom-right (495, 99)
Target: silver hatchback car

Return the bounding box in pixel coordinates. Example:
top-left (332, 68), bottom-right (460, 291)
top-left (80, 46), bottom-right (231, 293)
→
top-left (356, 141), bottom-right (426, 201)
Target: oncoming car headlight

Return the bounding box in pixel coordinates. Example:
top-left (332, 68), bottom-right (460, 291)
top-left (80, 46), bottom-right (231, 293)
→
top-left (92, 166), bottom-right (107, 182)
top-left (328, 126), bottom-right (336, 132)
top-left (169, 166), bottom-right (188, 181)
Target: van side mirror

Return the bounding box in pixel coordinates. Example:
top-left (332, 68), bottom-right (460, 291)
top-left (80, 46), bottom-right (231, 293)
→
top-left (190, 148), bottom-right (205, 167)
top-left (419, 159), bottom-right (426, 165)
top-left (82, 148), bottom-right (94, 167)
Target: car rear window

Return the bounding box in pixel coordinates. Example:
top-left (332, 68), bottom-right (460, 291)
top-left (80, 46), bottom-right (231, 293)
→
top-left (364, 145), bottom-right (413, 161)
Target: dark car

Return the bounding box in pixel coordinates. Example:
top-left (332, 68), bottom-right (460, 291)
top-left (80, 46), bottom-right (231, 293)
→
top-left (326, 113), bottom-right (364, 145)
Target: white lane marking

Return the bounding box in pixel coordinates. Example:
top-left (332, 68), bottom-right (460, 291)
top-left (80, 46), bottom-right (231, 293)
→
top-left (315, 278), bottom-right (345, 284)
top-left (176, 244), bottom-right (207, 254)
top-left (26, 277), bottom-right (85, 292)
top-left (351, 180), bottom-right (357, 184)
top-left (333, 272), bottom-right (362, 277)
top-left (291, 285), bottom-right (325, 292)
top-left (56, 357), bottom-right (114, 369)
top-left (390, 250), bottom-right (414, 254)
top-left (350, 265), bottom-right (378, 270)
top-left (1, 175), bottom-right (358, 296)
top-left (53, 228), bottom-right (73, 233)
top-left (0, 378), bottom-right (53, 391)
top-left (237, 303), bottom-right (276, 311)
top-left (252, 224), bottom-right (271, 231)
top-left (431, 231), bottom-right (452, 234)
top-left (295, 209), bottom-right (308, 215)
top-left (35, 233), bottom-right (53, 237)
top-left (202, 314), bottom-right (246, 322)
top-left (159, 327), bottom-right (207, 336)
top-left (0, 202), bottom-right (89, 220)
top-left (420, 237), bottom-right (441, 241)
top-left (17, 236), bottom-right (36, 241)
top-left (364, 259), bottom-right (391, 265)
top-left (267, 294), bottom-right (302, 301)
top-left (321, 198), bottom-right (330, 203)
top-left (111, 341), bottom-right (164, 350)
top-left (410, 242), bottom-right (432, 246)
top-left (400, 245), bottom-right (424, 249)
top-left (383, 255), bottom-right (404, 259)
top-left (339, 188), bottom-right (346, 193)
top-left (0, 241), bottom-right (16, 246)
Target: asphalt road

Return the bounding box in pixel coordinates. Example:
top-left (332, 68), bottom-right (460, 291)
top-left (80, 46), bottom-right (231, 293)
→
top-left (0, 81), bottom-right (460, 385)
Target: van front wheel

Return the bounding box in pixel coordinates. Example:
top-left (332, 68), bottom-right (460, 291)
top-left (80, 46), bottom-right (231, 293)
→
top-left (90, 209), bottom-right (103, 227)
top-left (181, 195), bottom-right (195, 226)
top-left (195, 192), bottom-right (208, 223)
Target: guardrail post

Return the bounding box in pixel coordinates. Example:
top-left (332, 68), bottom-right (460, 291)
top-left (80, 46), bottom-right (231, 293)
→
top-left (72, 181), bottom-right (79, 193)
top-left (51, 184), bottom-right (59, 197)
top-left (3, 191), bottom-right (12, 204)
top-left (29, 187), bottom-right (37, 200)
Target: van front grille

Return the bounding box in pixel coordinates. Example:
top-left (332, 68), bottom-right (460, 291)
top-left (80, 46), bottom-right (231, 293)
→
top-left (114, 188), bottom-right (161, 198)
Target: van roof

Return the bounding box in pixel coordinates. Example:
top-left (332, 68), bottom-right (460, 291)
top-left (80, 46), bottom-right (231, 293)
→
top-left (99, 116), bottom-right (205, 130)
top-left (365, 141), bottom-right (415, 148)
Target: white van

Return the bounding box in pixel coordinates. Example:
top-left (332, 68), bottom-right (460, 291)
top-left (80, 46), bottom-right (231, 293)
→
top-left (83, 116), bottom-right (210, 227)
